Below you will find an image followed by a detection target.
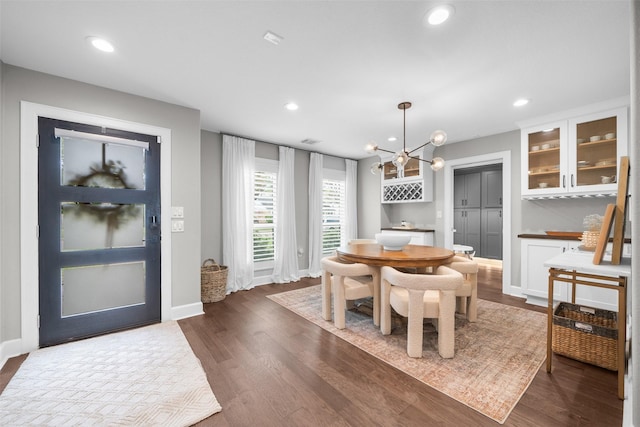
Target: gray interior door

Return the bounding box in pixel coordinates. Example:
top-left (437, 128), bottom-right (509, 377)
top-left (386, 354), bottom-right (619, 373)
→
top-left (38, 117), bottom-right (161, 347)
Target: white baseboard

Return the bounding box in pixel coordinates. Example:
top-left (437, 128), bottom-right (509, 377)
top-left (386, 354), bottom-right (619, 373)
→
top-left (1, 338), bottom-right (25, 370)
top-left (171, 302), bottom-right (204, 320)
top-left (508, 285), bottom-right (525, 299)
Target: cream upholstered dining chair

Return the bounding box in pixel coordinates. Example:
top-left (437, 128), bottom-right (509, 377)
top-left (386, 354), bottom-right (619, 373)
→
top-left (444, 256), bottom-right (479, 322)
top-left (380, 265), bottom-right (463, 358)
top-left (321, 255), bottom-right (380, 329)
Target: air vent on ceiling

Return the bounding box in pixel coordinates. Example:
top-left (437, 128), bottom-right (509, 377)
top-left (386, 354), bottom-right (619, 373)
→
top-left (263, 31), bottom-right (283, 45)
top-left (300, 139), bottom-right (320, 145)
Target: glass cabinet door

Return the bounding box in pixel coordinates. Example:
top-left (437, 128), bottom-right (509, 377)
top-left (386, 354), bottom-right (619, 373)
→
top-left (382, 157), bottom-right (422, 181)
top-left (383, 161), bottom-right (398, 180)
top-left (525, 124), bottom-right (565, 192)
top-left (571, 114), bottom-right (619, 189)
top-left (403, 157), bottom-right (420, 179)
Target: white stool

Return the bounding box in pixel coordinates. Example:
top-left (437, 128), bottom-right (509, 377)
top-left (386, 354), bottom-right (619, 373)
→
top-left (452, 244), bottom-right (475, 259)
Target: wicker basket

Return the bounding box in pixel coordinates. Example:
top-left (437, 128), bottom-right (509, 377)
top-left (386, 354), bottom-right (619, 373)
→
top-left (201, 259), bottom-right (228, 303)
top-left (581, 230), bottom-right (600, 250)
top-left (552, 302), bottom-right (617, 371)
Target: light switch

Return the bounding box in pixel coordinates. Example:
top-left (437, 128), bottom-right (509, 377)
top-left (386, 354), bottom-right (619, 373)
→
top-left (171, 206), bottom-right (184, 218)
top-left (171, 220), bottom-right (184, 232)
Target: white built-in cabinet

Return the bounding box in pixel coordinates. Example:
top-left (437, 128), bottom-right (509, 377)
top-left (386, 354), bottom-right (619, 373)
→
top-left (520, 106), bottom-right (628, 199)
top-left (520, 238), bottom-right (628, 311)
top-left (380, 154), bottom-right (433, 203)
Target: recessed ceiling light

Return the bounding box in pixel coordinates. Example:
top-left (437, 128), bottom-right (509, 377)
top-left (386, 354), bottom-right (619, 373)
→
top-left (284, 102), bottom-right (299, 111)
top-left (388, 137), bottom-right (397, 142)
top-left (425, 5), bottom-right (455, 26)
top-left (513, 98), bottom-right (530, 107)
top-left (86, 36), bottom-right (114, 53)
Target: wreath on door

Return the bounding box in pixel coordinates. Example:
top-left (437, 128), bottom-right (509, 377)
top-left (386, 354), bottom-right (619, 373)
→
top-left (67, 156), bottom-right (141, 247)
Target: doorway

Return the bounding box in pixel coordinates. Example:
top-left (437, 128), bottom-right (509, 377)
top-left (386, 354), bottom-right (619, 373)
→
top-left (443, 151), bottom-right (512, 295)
top-left (20, 102), bottom-right (173, 352)
top-left (37, 117), bottom-right (161, 347)
top-left (453, 164), bottom-right (503, 260)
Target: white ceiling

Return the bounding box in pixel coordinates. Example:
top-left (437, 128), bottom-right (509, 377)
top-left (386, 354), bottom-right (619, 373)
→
top-left (0, 1), bottom-right (631, 160)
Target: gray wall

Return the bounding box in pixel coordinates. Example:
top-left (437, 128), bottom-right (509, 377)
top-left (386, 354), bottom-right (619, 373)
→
top-left (200, 131), bottom-right (223, 264)
top-left (357, 157), bottom-right (381, 239)
top-left (1, 64), bottom-right (202, 341)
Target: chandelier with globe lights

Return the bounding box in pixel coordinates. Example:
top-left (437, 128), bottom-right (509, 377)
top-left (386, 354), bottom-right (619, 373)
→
top-left (366, 102), bottom-right (447, 175)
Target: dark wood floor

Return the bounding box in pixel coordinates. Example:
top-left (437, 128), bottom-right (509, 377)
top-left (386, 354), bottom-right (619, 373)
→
top-left (1, 265), bottom-right (623, 426)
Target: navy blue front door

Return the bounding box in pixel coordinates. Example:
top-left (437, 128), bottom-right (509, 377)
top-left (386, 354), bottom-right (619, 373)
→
top-left (38, 117), bottom-right (161, 347)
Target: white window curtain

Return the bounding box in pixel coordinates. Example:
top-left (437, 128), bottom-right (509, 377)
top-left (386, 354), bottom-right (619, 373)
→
top-left (272, 146), bottom-right (299, 283)
top-left (344, 159), bottom-right (358, 244)
top-left (222, 135), bottom-right (255, 293)
top-left (308, 152), bottom-right (323, 277)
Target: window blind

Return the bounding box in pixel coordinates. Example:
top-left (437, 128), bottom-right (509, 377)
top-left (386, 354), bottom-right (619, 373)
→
top-left (322, 178), bottom-right (346, 253)
top-left (253, 169), bottom-right (277, 262)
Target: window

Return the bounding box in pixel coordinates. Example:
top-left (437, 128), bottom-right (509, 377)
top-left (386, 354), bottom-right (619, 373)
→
top-left (322, 169), bottom-right (346, 254)
top-left (253, 159), bottom-right (278, 265)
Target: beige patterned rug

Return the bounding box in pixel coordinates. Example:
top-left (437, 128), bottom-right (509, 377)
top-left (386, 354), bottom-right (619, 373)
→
top-left (0, 321), bottom-right (221, 426)
top-left (267, 285), bottom-right (547, 424)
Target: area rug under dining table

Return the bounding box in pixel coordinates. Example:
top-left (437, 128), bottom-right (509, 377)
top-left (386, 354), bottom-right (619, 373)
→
top-left (267, 285), bottom-right (547, 424)
top-left (0, 321), bottom-right (221, 426)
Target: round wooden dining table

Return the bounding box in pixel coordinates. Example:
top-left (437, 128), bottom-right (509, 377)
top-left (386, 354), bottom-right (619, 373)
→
top-left (335, 243), bottom-right (455, 270)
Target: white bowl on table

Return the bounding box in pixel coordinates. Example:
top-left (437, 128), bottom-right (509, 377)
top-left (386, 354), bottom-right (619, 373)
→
top-left (375, 233), bottom-right (411, 251)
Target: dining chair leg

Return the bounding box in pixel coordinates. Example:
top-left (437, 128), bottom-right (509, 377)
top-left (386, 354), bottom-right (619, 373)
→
top-left (438, 290), bottom-right (456, 358)
top-left (333, 275), bottom-right (346, 329)
top-left (467, 274), bottom-right (478, 322)
top-left (380, 278), bottom-right (392, 335)
top-left (407, 289), bottom-right (426, 358)
top-left (457, 296), bottom-right (468, 315)
top-left (321, 270), bottom-right (332, 321)
top-left (370, 267), bottom-right (381, 327)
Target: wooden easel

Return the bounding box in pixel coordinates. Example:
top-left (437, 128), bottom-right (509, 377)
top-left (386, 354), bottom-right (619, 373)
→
top-left (592, 156), bottom-right (629, 265)
top-left (611, 156), bottom-right (629, 264)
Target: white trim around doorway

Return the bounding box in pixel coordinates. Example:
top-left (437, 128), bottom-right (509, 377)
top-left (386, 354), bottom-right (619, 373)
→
top-left (20, 102), bottom-right (173, 353)
top-left (443, 151), bottom-right (513, 296)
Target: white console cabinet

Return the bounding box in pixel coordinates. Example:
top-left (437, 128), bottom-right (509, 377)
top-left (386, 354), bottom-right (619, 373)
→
top-left (521, 238), bottom-right (629, 311)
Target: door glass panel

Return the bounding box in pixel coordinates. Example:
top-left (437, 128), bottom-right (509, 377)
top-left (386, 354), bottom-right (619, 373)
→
top-left (61, 202), bottom-right (145, 251)
top-left (61, 262), bottom-right (146, 317)
top-left (60, 136), bottom-right (146, 190)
